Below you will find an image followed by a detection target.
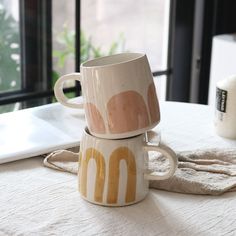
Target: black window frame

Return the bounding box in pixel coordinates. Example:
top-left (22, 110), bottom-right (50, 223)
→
top-left (0, 0), bottom-right (79, 106)
top-left (0, 0), bottom-right (171, 108)
top-left (2, 0), bottom-right (236, 108)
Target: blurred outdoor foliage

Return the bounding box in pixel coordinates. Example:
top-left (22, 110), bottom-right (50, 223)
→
top-left (52, 25), bottom-right (126, 100)
top-left (0, 1), bottom-right (20, 113)
top-left (53, 25), bottom-right (126, 86)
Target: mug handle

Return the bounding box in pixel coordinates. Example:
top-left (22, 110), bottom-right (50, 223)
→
top-left (54, 73), bottom-right (83, 109)
top-left (143, 143), bottom-right (178, 180)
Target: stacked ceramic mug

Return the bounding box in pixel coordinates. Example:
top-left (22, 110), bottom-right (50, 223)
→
top-left (54, 53), bottom-right (177, 206)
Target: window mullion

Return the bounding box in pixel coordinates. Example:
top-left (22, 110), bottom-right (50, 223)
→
top-left (75, 0), bottom-right (81, 97)
top-left (19, 0), bottom-right (52, 107)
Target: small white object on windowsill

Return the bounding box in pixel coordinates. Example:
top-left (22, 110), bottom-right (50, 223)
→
top-left (215, 75), bottom-right (236, 139)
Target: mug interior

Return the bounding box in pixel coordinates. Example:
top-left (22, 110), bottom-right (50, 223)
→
top-left (82, 53), bottom-right (144, 68)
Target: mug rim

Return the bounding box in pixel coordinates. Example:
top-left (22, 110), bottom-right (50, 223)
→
top-left (81, 52), bottom-right (145, 69)
top-left (83, 126), bottom-right (144, 142)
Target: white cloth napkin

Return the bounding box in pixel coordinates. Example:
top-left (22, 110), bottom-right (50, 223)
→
top-left (43, 145), bottom-right (236, 195)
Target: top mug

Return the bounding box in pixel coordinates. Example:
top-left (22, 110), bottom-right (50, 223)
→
top-left (54, 53), bottom-right (160, 139)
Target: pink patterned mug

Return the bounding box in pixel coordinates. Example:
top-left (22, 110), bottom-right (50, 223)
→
top-left (54, 53), bottom-right (160, 139)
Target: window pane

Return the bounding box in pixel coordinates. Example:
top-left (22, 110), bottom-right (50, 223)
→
top-left (81, 0), bottom-right (170, 71)
top-left (154, 75), bottom-right (166, 101)
top-left (0, 0), bottom-right (21, 93)
top-left (52, 0), bottom-right (75, 88)
top-left (0, 103), bottom-right (20, 114)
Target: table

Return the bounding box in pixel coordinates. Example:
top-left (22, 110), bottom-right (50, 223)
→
top-left (1, 102), bottom-right (236, 236)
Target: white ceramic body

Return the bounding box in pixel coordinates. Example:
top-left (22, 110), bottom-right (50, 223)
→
top-left (54, 53), bottom-right (160, 139)
top-left (79, 128), bottom-right (178, 207)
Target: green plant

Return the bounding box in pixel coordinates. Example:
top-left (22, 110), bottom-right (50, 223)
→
top-left (53, 25), bottom-right (126, 86)
top-left (0, 1), bottom-right (20, 93)
top-left (0, 1), bottom-right (20, 113)
top-left (80, 30), bottom-right (126, 61)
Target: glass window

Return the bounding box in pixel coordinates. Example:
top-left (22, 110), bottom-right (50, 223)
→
top-left (52, 0), bottom-right (75, 89)
top-left (81, 0), bottom-right (170, 71)
top-left (0, 0), bottom-right (20, 113)
top-left (154, 75), bottom-right (166, 101)
top-left (0, 0), bottom-right (170, 114)
top-left (0, 0), bottom-right (20, 93)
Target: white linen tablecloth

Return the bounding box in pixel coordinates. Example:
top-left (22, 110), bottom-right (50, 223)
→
top-left (1, 102), bottom-right (236, 236)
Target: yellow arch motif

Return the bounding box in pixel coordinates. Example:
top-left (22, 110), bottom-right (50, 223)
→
top-left (107, 147), bottom-right (136, 204)
top-left (79, 148), bottom-right (105, 203)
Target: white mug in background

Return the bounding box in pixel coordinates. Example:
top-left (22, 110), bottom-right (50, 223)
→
top-left (54, 53), bottom-right (160, 139)
top-left (78, 127), bottom-right (178, 206)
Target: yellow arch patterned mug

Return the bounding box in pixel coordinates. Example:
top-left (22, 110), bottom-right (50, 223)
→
top-left (79, 127), bottom-right (178, 206)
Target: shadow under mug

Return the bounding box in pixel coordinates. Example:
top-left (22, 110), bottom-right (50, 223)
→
top-left (54, 53), bottom-right (160, 139)
top-left (79, 127), bottom-right (178, 206)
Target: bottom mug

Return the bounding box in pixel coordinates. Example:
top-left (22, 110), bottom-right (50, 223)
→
top-left (78, 127), bottom-right (178, 206)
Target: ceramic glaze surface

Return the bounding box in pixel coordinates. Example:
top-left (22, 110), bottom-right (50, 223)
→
top-left (79, 129), bottom-right (148, 206)
top-left (81, 54), bottom-right (160, 138)
top-left (107, 91), bottom-right (150, 133)
top-left (78, 128), bottom-right (178, 206)
top-left (54, 53), bottom-right (160, 139)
